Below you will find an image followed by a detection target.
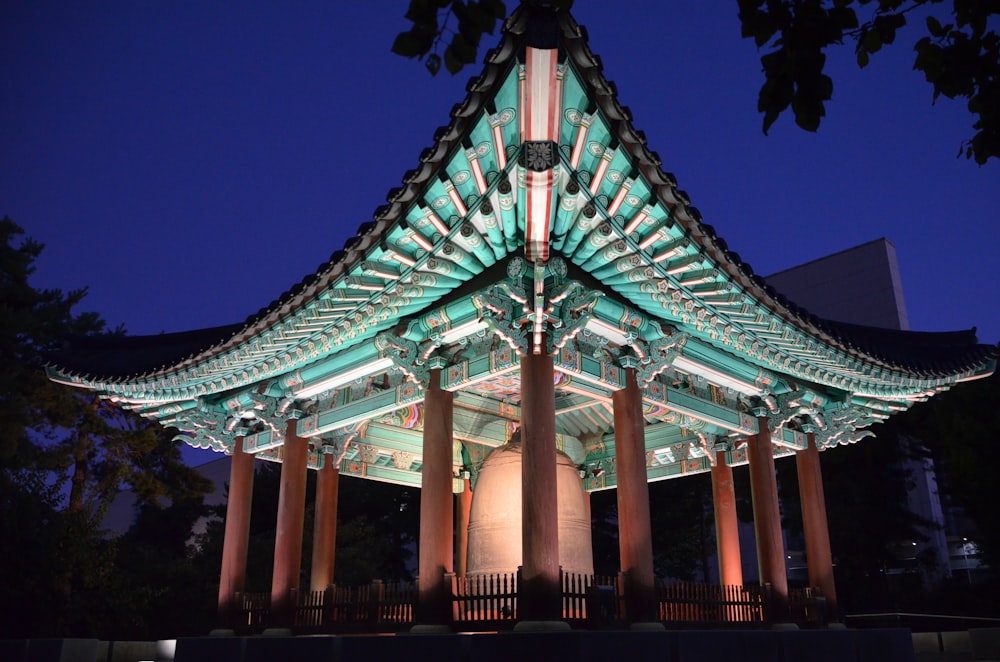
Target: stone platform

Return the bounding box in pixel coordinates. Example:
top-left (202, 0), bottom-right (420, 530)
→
top-left (170, 628), bottom-right (914, 662)
top-left (0, 629), bottom-right (917, 662)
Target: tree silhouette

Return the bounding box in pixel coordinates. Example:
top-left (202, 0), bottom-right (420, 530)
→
top-left (394, 1), bottom-right (1000, 164)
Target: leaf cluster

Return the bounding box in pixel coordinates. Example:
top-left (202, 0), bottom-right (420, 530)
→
top-left (912, 4), bottom-right (1000, 163)
top-left (739, 0), bottom-right (1000, 163)
top-left (739, 0), bottom-right (853, 133)
top-left (0, 456), bottom-right (216, 638)
top-left (394, 0), bottom-right (576, 76)
top-left (393, 0), bottom-right (508, 76)
top-left (332, 474), bottom-right (418, 583)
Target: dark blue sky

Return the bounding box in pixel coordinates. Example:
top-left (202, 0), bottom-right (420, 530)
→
top-left (3, 1), bottom-right (997, 350)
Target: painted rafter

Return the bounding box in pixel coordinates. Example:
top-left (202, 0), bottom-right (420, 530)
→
top-left (548, 148), bottom-right (962, 401)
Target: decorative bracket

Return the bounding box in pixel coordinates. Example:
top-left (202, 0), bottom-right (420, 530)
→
top-left (375, 331), bottom-right (430, 386)
top-left (813, 403), bottom-right (878, 449)
top-left (475, 256), bottom-right (578, 356)
top-left (245, 389), bottom-right (302, 439)
top-left (637, 331), bottom-right (690, 386)
top-left (317, 430), bottom-right (356, 469)
top-left (474, 281), bottom-right (527, 355)
top-left (767, 390), bottom-right (826, 434)
top-left (172, 398), bottom-right (241, 452)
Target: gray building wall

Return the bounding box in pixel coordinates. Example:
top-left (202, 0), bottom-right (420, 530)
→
top-left (765, 239), bottom-right (950, 581)
top-left (766, 238), bottom-right (910, 331)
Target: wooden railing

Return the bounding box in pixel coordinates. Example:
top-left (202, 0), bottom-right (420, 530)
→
top-left (561, 571), bottom-right (598, 621)
top-left (237, 592), bottom-right (270, 630)
top-left (656, 581), bottom-right (766, 625)
top-left (236, 575), bottom-right (824, 632)
top-left (378, 580), bottom-right (416, 624)
top-left (292, 580), bottom-right (416, 631)
top-left (789, 586), bottom-right (829, 626)
top-left (452, 572), bottom-right (518, 625)
top-left (447, 571), bottom-right (622, 627)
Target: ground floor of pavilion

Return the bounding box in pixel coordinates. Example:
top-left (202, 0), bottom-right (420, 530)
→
top-left (216, 353), bottom-right (840, 634)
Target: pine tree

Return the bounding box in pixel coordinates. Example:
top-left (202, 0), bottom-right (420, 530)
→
top-left (0, 217), bottom-right (212, 637)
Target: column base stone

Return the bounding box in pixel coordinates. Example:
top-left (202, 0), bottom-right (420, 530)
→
top-left (513, 620), bottom-right (572, 632)
top-left (410, 624), bottom-right (453, 634)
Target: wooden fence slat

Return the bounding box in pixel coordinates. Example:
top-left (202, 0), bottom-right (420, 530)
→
top-left (238, 576), bottom-right (785, 632)
top-left (654, 581), bottom-right (767, 627)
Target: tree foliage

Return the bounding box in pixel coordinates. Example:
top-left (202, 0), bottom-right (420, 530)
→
top-left (0, 217), bottom-right (213, 638)
top-left (777, 423), bottom-right (942, 611)
top-left (0, 217), bottom-right (103, 464)
top-left (395, 0), bottom-right (1000, 164)
top-left (739, 0), bottom-right (1000, 164)
top-left (113, 496), bottom-right (218, 639)
top-left (333, 474), bottom-right (419, 584)
top-left (197, 462), bottom-right (420, 596)
top-left (591, 473), bottom-right (716, 582)
top-left (900, 368), bottom-right (1000, 571)
top-left (392, 0), bottom-right (511, 75)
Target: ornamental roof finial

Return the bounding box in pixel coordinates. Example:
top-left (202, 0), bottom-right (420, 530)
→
top-left (512, 0), bottom-right (565, 49)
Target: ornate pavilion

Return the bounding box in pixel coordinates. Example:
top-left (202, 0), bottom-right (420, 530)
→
top-left (48, 2), bottom-right (996, 630)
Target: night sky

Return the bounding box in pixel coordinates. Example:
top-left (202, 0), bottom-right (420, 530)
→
top-left (4, 3), bottom-right (997, 348)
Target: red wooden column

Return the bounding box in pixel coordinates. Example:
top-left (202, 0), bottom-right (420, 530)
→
top-left (417, 367), bottom-right (454, 624)
top-left (270, 419), bottom-right (309, 628)
top-left (746, 415), bottom-right (788, 618)
top-left (455, 477), bottom-right (472, 576)
top-left (217, 435), bottom-right (255, 627)
top-left (310, 458), bottom-right (339, 591)
top-left (613, 366), bottom-right (657, 623)
top-left (519, 349), bottom-right (561, 622)
top-left (711, 450), bottom-right (743, 587)
top-left (797, 432), bottom-right (838, 617)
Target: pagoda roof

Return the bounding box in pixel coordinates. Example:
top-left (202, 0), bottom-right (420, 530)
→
top-left (47, 2), bottom-right (995, 407)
